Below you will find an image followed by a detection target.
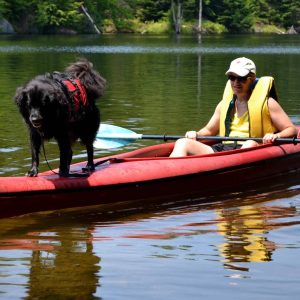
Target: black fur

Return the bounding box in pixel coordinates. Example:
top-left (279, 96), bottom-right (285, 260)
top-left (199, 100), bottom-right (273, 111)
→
top-left (15, 58), bottom-right (106, 177)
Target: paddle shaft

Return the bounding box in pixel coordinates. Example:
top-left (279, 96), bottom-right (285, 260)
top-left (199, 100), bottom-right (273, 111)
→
top-left (140, 134), bottom-right (300, 144)
top-left (94, 124), bottom-right (300, 149)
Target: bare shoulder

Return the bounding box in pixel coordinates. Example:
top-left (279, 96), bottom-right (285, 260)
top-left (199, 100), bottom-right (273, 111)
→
top-left (215, 100), bottom-right (223, 112)
top-left (268, 97), bottom-right (278, 104)
top-left (267, 97), bottom-right (283, 111)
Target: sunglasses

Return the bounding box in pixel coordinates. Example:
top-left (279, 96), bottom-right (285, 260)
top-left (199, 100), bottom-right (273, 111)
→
top-left (227, 75), bottom-right (250, 82)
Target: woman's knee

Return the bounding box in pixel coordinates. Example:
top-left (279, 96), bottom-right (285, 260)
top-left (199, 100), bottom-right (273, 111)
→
top-left (175, 138), bottom-right (191, 147)
top-left (241, 140), bottom-right (259, 148)
top-left (170, 138), bottom-right (195, 157)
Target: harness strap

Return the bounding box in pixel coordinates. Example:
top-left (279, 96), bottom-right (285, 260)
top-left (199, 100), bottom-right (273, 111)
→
top-left (49, 72), bottom-right (88, 113)
top-left (62, 79), bottom-right (88, 112)
top-left (224, 97), bottom-right (235, 137)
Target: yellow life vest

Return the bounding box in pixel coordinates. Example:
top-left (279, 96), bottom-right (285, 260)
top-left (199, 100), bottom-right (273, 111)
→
top-left (219, 76), bottom-right (278, 138)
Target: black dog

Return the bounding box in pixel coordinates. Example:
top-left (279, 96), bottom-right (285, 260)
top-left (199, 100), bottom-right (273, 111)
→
top-left (15, 58), bottom-right (106, 177)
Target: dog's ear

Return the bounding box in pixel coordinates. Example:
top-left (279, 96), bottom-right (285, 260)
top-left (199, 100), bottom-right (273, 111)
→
top-left (14, 87), bottom-right (31, 119)
top-left (14, 87), bottom-right (29, 109)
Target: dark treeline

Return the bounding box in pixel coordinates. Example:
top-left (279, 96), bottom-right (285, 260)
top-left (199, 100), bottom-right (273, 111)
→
top-left (0, 0), bottom-right (299, 34)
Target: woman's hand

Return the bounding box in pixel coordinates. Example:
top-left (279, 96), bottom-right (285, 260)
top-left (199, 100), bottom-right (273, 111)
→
top-left (185, 131), bottom-right (198, 140)
top-left (263, 133), bottom-right (280, 144)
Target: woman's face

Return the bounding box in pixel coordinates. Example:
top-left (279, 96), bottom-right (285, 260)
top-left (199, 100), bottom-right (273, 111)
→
top-left (228, 73), bottom-right (255, 97)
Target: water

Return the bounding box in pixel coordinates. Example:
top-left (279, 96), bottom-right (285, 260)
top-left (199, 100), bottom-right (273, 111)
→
top-left (0, 34), bottom-right (300, 299)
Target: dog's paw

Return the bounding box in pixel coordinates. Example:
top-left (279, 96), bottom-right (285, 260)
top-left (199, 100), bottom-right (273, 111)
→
top-left (59, 170), bottom-right (70, 177)
top-left (82, 164), bottom-right (95, 173)
top-left (27, 168), bottom-right (38, 177)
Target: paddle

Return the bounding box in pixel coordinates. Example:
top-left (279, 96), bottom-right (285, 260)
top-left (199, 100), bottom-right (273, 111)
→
top-left (94, 124), bottom-right (300, 149)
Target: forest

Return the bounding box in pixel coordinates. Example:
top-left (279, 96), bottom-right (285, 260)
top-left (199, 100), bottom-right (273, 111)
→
top-left (0, 0), bottom-right (299, 34)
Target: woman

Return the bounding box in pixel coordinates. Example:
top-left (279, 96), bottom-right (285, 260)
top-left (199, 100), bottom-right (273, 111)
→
top-left (170, 57), bottom-right (297, 157)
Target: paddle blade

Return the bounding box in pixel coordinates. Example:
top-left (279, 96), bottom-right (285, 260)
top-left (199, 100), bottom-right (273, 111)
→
top-left (93, 138), bottom-right (132, 149)
top-left (94, 124), bottom-right (142, 149)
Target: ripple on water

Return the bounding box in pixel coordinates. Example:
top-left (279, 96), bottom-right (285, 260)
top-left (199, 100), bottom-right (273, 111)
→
top-left (0, 45), bottom-right (300, 55)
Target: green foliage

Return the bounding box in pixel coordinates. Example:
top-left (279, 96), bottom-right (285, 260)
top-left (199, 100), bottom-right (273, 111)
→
top-left (202, 20), bottom-right (227, 34)
top-left (0, 0), bottom-right (8, 15)
top-left (0, 0), bottom-right (299, 34)
top-left (132, 18), bottom-right (171, 34)
top-left (217, 0), bottom-right (256, 32)
top-left (84, 0), bottom-right (136, 31)
top-left (136, 0), bottom-right (171, 22)
top-left (35, 1), bottom-right (83, 32)
top-left (268, 0), bottom-right (300, 27)
top-left (181, 0), bottom-right (197, 20)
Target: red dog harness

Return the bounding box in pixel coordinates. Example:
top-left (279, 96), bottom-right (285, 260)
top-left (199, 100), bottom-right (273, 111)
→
top-left (62, 79), bottom-right (88, 112)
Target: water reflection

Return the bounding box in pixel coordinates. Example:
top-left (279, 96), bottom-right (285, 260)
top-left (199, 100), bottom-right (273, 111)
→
top-left (26, 233), bottom-right (100, 299)
top-left (0, 183), bottom-right (299, 298)
top-left (216, 204), bottom-right (296, 266)
top-left (1, 223), bottom-right (101, 299)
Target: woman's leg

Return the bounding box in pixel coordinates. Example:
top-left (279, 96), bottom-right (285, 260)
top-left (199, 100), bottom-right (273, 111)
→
top-left (241, 140), bottom-right (259, 148)
top-left (169, 138), bottom-right (214, 157)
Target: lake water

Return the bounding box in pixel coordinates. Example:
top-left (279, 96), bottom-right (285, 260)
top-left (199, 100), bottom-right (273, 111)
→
top-left (0, 34), bottom-right (300, 299)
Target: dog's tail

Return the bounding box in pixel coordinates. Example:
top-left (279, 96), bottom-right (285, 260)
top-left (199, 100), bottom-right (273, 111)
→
top-left (65, 58), bottom-right (106, 100)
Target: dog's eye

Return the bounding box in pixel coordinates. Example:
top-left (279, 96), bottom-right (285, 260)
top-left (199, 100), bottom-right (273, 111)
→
top-left (25, 97), bottom-right (32, 107)
top-left (45, 94), bottom-right (55, 103)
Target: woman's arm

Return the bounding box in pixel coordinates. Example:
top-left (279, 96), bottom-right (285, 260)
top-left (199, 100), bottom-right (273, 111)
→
top-left (263, 97), bottom-right (298, 142)
top-left (185, 101), bottom-right (222, 139)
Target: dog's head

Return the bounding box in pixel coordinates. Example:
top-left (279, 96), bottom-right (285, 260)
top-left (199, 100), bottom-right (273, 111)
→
top-left (65, 58), bottom-right (106, 101)
top-left (14, 78), bottom-right (60, 129)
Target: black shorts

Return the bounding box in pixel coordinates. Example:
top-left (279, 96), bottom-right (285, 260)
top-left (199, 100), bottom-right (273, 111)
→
top-left (211, 142), bottom-right (242, 153)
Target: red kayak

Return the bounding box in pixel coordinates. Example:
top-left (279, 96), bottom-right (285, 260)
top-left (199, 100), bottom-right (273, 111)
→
top-left (1, 141), bottom-right (300, 218)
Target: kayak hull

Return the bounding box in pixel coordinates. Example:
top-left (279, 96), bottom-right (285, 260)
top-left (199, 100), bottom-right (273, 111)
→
top-left (1, 142), bottom-right (300, 218)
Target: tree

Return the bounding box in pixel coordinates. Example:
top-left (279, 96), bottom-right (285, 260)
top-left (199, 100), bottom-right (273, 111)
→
top-left (0, 0), bottom-right (8, 15)
top-left (268, 0), bottom-right (300, 28)
top-left (198, 0), bottom-right (202, 31)
top-left (171, 0), bottom-right (183, 33)
top-left (2, 0), bottom-right (37, 33)
top-left (0, 0), bottom-right (299, 34)
top-left (80, 5), bottom-right (101, 34)
top-left (217, 0), bottom-right (256, 32)
top-left (84, 0), bottom-right (136, 31)
top-left (136, 0), bottom-right (170, 22)
top-left (35, 1), bottom-right (83, 33)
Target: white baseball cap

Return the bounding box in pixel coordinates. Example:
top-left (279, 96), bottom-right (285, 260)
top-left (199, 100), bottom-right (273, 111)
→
top-left (225, 57), bottom-right (256, 77)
